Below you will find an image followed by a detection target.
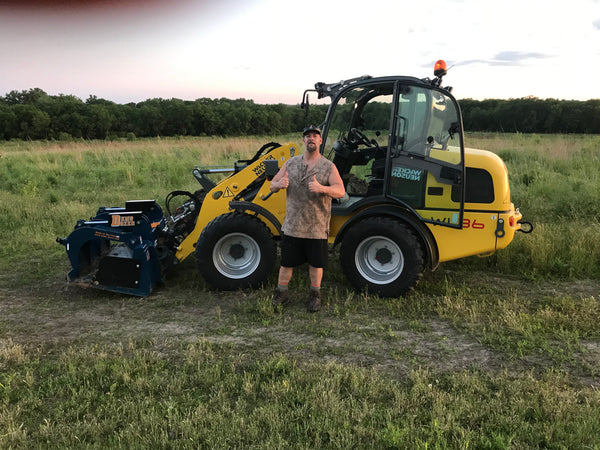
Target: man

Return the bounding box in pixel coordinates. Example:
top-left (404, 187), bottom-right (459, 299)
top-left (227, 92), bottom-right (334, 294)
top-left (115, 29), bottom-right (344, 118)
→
top-left (269, 125), bottom-right (346, 312)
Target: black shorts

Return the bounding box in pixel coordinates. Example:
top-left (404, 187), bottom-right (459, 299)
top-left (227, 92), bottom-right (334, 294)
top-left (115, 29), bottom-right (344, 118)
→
top-left (280, 234), bottom-right (328, 268)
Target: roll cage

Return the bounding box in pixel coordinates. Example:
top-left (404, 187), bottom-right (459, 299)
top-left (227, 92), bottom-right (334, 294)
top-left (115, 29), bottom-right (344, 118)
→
top-left (304, 72), bottom-right (466, 229)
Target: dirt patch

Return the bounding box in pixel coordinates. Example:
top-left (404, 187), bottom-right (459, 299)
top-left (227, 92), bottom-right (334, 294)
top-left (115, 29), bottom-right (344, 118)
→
top-left (1, 274), bottom-right (599, 385)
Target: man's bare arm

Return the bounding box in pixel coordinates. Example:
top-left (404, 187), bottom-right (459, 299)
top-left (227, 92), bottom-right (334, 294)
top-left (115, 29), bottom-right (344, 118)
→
top-left (308, 165), bottom-right (345, 199)
top-left (270, 161), bottom-right (289, 192)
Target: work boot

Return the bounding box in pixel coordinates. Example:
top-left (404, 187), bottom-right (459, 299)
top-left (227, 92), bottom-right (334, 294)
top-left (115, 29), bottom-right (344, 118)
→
top-left (272, 288), bottom-right (289, 306)
top-left (307, 289), bottom-right (321, 313)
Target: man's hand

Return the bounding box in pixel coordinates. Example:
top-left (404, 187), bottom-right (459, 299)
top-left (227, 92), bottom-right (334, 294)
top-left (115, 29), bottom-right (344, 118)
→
top-left (308, 168), bottom-right (346, 199)
top-left (271, 170), bottom-right (289, 192)
top-left (279, 171), bottom-right (289, 189)
top-left (308, 175), bottom-right (322, 193)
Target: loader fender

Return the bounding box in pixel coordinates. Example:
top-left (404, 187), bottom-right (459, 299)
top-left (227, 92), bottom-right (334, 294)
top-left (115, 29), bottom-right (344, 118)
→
top-left (333, 204), bottom-right (439, 270)
top-left (228, 200), bottom-right (282, 235)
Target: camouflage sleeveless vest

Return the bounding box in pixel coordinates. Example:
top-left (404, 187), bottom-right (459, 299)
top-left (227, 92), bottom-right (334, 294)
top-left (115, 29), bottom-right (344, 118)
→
top-left (281, 155), bottom-right (334, 239)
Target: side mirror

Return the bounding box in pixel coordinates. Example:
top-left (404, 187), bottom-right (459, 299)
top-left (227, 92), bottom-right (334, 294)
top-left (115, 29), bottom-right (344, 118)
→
top-left (300, 91), bottom-right (310, 118)
top-left (264, 159), bottom-right (280, 180)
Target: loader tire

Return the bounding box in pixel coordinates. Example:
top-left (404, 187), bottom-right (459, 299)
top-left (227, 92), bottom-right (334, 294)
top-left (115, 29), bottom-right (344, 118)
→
top-left (340, 217), bottom-right (424, 297)
top-left (195, 212), bottom-right (276, 290)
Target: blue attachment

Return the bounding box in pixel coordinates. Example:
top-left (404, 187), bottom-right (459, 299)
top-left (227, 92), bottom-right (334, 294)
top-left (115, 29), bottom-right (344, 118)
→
top-left (59, 200), bottom-right (167, 297)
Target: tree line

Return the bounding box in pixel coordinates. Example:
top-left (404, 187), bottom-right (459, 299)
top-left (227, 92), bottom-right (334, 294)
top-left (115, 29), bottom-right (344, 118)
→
top-left (0, 88), bottom-right (327, 141)
top-left (460, 98), bottom-right (600, 134)
top-left (0, 88), bottom-right (598, 140)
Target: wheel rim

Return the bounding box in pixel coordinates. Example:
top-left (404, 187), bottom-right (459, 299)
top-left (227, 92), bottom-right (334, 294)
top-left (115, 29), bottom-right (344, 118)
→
top-left (212, 232), bottom-right (261, 279)
top-left (355, 235), bottom-right (404, 284)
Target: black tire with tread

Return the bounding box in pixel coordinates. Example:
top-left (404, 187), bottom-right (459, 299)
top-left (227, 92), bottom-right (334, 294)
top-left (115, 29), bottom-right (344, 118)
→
top-left (195, 212), bottom-right (276, 290)
top-left (340, 217), bottom-right (425, 297)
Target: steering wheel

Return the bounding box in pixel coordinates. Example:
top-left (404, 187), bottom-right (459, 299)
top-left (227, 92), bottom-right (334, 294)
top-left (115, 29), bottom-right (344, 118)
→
top-left (349, 128), bottom-right (373, 147)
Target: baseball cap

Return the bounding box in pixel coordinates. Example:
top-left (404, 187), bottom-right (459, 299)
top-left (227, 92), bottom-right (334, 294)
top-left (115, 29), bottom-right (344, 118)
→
top-left (302, 125), bottom-right (321, 136)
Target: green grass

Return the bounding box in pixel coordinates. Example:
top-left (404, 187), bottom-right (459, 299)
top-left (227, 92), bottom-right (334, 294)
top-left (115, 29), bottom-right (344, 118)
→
top-left (2, 339), bottom-right (599, 449)
top-left (1, 133), bottom-right (599, 448)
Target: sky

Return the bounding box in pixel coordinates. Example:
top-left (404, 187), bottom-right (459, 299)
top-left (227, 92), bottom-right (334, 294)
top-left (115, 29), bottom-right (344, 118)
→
top-left (1, 0), bottom-right (599, 105)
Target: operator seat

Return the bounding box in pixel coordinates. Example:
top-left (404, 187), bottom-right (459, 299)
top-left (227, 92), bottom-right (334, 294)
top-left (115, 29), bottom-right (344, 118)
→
top-left (332, 140), bottom-right (353, 177)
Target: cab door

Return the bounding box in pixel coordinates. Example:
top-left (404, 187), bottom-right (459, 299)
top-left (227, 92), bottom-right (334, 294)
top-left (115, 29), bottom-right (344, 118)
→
top-left (387, 83), bottom-right (465, 228)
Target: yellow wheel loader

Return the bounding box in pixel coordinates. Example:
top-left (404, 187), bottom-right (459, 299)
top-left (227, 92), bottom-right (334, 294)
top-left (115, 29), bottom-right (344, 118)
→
top-left (58, 60), bottom-right (532, 297)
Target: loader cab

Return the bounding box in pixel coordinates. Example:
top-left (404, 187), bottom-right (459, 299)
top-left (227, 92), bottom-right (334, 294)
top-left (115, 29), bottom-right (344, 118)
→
top-left (318, 73), bottom-right (466, 229)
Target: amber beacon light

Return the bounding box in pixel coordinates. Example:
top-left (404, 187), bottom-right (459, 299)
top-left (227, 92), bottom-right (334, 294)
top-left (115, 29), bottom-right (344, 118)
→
top-left (434, 60), bottom-right (447, 77)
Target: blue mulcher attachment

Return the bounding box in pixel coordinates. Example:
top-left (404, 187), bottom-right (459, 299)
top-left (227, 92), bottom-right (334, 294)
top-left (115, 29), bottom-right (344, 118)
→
top-left (57, 199), bottom-right (168, 297)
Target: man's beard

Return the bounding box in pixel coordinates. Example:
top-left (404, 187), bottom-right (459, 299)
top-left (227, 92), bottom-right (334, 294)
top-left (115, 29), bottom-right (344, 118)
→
top-left (306, 142), bottom-right (318, 153)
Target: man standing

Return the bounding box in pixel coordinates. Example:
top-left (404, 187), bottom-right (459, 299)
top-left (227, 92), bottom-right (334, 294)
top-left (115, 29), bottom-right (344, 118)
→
top-left (269, 125), bottom-right (346, 312)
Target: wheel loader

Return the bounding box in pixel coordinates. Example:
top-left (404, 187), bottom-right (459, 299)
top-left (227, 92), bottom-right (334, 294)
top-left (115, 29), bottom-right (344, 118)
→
top-left (57, 60), bottom-right (532, 297)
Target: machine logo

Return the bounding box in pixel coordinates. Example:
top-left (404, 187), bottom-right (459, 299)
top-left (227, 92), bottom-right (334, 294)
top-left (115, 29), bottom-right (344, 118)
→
top-left (111, 214), bottom-right (136, 227)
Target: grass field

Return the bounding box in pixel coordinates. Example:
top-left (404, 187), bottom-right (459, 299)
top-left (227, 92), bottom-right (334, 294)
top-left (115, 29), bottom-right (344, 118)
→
top-left (0, 133), bottom-right (599, 448)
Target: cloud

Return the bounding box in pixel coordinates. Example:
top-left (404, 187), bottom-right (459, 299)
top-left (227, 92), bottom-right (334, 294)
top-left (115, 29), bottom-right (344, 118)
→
top-left (491, 51), bottom-right (550, 65)
top-left (593, 18), bottom-right (600, 30)
top-left (455, 51), bottom-right (551, 68)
